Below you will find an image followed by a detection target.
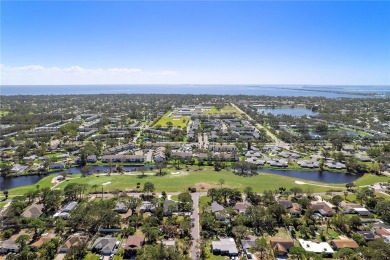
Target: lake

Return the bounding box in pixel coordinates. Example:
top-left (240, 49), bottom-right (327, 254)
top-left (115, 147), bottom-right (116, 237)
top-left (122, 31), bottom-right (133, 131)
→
top-left (257, 107), bottom-right (319, 117)
top-left (259, 168), bottom-right (361, 184)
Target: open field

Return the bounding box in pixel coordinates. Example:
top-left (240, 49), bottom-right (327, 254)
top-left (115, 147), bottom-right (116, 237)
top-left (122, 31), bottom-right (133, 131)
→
top-left (203, 106), bottom-right (240, 115)
top-left (154, 111), bottom-right (190, 128)
top-left (6, 167), bottom-right (390, 196)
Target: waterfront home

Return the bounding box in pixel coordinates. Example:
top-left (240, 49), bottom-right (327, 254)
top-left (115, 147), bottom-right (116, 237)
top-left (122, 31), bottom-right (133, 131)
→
top-left (152, 147), bottom-right (166, 162)
top-left (86, 155), bottom-right (97, 163)
top-left (11, 164), bottom-right (28, 174)
top-left (49, 162), bottom-right (65, 169)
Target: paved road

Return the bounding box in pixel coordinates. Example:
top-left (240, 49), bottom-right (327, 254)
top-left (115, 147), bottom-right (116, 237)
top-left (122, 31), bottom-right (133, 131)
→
top-left (190, 193), bottom-right (201, 260)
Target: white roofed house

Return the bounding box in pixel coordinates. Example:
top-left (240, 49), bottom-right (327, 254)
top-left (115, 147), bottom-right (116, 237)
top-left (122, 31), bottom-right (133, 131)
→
top-left (298, 239), bottom-right (334, 255)
top-left (211, 238), bottom-right (239, 257)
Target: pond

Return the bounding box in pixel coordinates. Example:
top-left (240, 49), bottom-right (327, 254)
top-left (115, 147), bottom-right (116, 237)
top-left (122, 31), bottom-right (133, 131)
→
top-left (259, 168), bottom-right (361, 184)
top-left (0, 165), bottom-right (154, 191)
top-left (257, 107), bottom-right (318, 117)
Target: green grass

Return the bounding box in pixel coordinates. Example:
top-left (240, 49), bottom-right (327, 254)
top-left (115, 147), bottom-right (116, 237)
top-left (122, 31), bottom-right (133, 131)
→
top-left (203, 106), bottom-right (239, 115)
top-left (353, 174), bottom-right (390, 186)
top-left (0, 111), bottom-right (9, 116)
top-left (0, 202), bottom-right (7, 209)
top-left (34, 168), bottom-right (344, 193)
top-left (83, 252), bottom-right (100, 260)
top-left (154, 111), bottom-right (190, 128)
top-left (7, 168), bottom-right (390, 197)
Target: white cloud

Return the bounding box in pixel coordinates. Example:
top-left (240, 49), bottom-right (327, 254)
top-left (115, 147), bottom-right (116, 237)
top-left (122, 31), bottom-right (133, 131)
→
top-left (0, 64), bottom-right (179, 85)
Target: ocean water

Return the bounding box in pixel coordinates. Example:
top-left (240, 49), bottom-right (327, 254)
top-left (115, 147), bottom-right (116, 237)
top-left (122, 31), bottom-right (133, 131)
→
top-left (1, 84), bottom-right (389, 98)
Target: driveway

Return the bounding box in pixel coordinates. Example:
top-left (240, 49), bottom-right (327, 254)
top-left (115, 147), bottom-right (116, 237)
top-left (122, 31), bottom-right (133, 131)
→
top-left (190, 193), bottom-right (201, 259)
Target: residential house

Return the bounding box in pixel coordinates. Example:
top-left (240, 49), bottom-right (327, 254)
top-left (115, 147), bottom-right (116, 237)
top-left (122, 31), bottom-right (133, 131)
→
top-left (62, 201), bottom-right (78, 212)
top-left (331, 239), bottom-right (359, 250)
top-left (269, 238), bottom-right (295, 256)
top-left (240, 236), bottom-right (256, 259)
top-left (310, 201), bottom-right (335, 217)
top-left (356, 231), bottom-right (376, 242)
top-left (91, 236), bottom-right (118, 255)
top-left (340, 202), bottom-right (371, 217)
top-left (234, 202), bottom-right (252, 214)
top-left (298, 239), bottom-right (334, 255)
top-left (31, 233), bottom-right (56, 249)
top-left (153, 147), bottom-right (166, 162)
top-left (211, 201), bottom-right (224, 213)
top-left (0, 240), bottom-right (20, 254)
top-left (139, 201), bottom-right (156, 213)
top-left (211, 238), bottom-right (239, 257)
top-left (113, 202), bottom-right (129, 214)
top-left (21, 203), bottom-right (44, 218)
top-left (59, 233), bottom-right (89, 253)
top-left (86, 155), bottom-right (97, 163)
top-left (49, 162), bottom-right (65, 169)
top-left (163, 200), bottom-right (179, 215)
top-left (123, 235), bottom-right (145, 255)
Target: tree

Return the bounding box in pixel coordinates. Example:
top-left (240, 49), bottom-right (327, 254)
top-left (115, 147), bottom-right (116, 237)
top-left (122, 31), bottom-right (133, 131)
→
top-left (290, 187), bottom-right (303, 197)
top-left (116, 164), bottom-right (124, 174)
top-left (28, 218), bottom-right (45, 238)
top-left (331, 195), bottom-right (343, 208)
top-left (232, 225), bottom-right (249, 240)
top-left (375, 200), bottom-right (390, 224)
top-left (141, 225), bottom-right (160, 244)
top-left (156, 162), bottom-right (166, 176)
top-left (3, 190), bottom-right (9, 200)
top-left (360, 239), bottom-right (390, 259)
top-left (250, 237), bottom-right (269, 260)
top-left (289, 246), bottom-right (306, 260)
top-left (143, 182), bottom-right (155, 197)
top-left (15, 234), bottom-right (30, 251)
top-left (218, 178), bottom-right (225, 189)
top-left (348, 215), bottom-right (361, 230)
top-left (125, 196), bottom-right (142, 215)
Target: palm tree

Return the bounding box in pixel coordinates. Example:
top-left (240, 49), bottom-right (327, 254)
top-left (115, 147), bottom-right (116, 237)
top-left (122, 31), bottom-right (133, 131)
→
top-left (91, 184), bottom-right (98, 195)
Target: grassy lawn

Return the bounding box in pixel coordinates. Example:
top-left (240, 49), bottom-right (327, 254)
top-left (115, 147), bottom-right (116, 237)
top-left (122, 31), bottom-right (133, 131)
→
top-left (0, 202), bottom-right (7, 209)
top-left (27, 168), bottom-right (346, 194)
top-left (353, 174), bottom-right (390, 186)
top-left (83, 252), bottom-right (100, 260)
top-left (0, 111), bottom-right (9, 116)
top-left (154, 111), bottom-right (190, 128)
top-left (6, 168), bottom-right (390, 197)
top-left (203, 106), bottom-right (239, 115)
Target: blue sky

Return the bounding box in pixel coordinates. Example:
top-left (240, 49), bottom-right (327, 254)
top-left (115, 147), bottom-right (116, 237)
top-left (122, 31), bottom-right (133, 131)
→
top-left (1, 1), bottom-right (389, 85)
